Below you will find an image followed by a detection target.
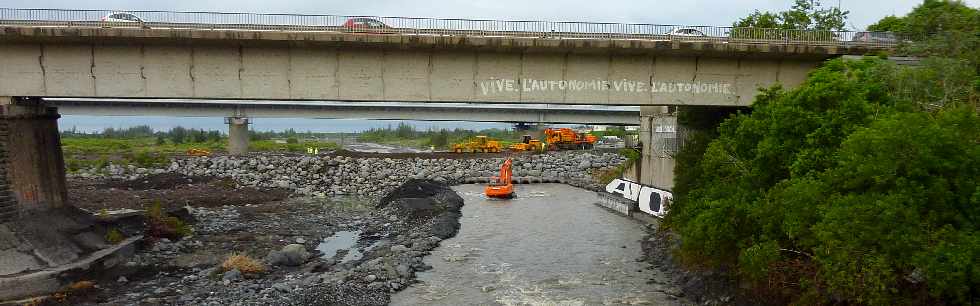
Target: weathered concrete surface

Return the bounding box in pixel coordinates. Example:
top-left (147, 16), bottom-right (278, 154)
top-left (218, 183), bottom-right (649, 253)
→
top-left (0, 207), bottom-right (137, 301)
top-left (226, 117), bottom-right (249, 155)
top-left (0, 41), bottom-right (822, 106)
top-left (639, 106), bottom-right (676, 189)
top-left (0, 26), bottom-right (887, 58)
top-left (50, 99), bottom-right (641, 125)
top-left (0, 117), bottom-right (18, 223)
top-left (0, 98), bottom-right (67, 212)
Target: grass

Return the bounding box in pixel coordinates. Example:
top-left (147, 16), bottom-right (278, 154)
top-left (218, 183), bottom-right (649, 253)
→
top-left (61, 137), bottom-right (339, 172)
top-left (221, 254), bottom-right (266, 275)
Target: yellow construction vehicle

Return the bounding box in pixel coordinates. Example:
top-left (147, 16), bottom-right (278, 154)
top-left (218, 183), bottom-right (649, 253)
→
top-left (186, 148), bottom-right (211, 156)
top-left (452, 136), bottom-right (502, 153)
top-left (508, 135), bottom-right (545, 152)
top-left (544, 128), bottom-right (598, 150)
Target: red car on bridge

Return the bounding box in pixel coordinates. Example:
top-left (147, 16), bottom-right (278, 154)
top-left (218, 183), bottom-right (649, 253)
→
top-left (342, 18), bottom-right (392, 33)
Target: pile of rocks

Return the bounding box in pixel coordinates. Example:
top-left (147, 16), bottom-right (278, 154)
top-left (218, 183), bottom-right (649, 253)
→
top-left (73, 151), bottom-right (625, 197)
top-left (170, 151), bottom-right (623, 196)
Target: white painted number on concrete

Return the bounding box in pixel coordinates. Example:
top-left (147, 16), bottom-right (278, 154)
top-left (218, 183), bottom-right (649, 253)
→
top-left (605, 178), bottom-right (671, 218)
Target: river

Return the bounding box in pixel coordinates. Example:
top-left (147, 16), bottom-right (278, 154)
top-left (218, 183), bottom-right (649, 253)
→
top-left (390, 184), bottom-right (687, 306)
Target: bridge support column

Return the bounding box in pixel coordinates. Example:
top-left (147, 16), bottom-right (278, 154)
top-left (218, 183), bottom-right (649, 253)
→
top-left (638, 106), bottom-right (679, 189)
top-left (0, 97), bottom-right (67, 217)
top-left (226, 117), bottom-right (250, 155)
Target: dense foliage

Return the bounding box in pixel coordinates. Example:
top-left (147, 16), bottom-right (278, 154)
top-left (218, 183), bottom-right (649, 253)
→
top-left (733, 0), bottom-right (848, 31)
top-left (669, 2), bottom-right (979, 304)
top-left (731, 0), bottom-right (847, 41)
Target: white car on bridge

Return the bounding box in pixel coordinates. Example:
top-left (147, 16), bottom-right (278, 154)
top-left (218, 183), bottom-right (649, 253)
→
top-left (665, 27), bottom-right (707, 37)
top-left (100, 12), bottom-right (149, 28)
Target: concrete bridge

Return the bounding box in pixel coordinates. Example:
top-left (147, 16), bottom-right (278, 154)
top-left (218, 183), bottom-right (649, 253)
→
top-left (48, 98), bottom-right (640, 125)
top-left (0, 8), bottom-right (899, 222)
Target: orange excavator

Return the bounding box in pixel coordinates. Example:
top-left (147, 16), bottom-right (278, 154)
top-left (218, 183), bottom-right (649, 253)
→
top-left (485, 158), bottom-right (514, 199)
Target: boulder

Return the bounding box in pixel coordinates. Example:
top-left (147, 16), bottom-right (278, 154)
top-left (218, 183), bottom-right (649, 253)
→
top-left (280, 244), bottom-right (311, 266)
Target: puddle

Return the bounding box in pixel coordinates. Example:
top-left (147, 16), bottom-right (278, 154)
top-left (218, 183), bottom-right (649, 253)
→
top-left (317, 230), bottom-right (361, 260)
top-left (316, 230), bottom-right (385, 263)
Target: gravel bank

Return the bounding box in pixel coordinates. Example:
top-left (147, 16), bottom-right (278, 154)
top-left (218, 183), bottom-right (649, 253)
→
top-left (71, 151), bottom-right (626, 197)
top-left (72, 179), bottom-right (465, 306)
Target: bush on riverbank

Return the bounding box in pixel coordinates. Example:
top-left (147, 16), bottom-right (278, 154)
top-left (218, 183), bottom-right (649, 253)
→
top-left (668, 59), bottom-right (978, 305)
top-left (668, 3), bottom-right (980, 303)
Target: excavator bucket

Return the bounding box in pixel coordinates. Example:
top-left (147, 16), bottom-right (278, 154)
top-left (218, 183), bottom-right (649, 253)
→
top-left (485, 158), bottom-right (514, 198)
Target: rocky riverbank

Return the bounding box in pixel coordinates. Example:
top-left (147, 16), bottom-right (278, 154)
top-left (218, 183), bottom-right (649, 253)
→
top-left (641, 224), bottom-right (738, 306)
top-left (70, 151), bottom-right (626, 197)
top-left (61, 179), bottom-right (464, 306)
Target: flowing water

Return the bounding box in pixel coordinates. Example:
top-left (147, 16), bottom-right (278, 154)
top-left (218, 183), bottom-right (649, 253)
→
top-left (391, 184), bottom-right (686, 306)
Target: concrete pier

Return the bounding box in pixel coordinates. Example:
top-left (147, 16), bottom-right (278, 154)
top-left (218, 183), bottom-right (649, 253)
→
top-left (0, 97), bottom-right (67, 213)
top-left (227, 117), bottom-right (250, 155)
top-left (638, 106), bottom-right (679, 190)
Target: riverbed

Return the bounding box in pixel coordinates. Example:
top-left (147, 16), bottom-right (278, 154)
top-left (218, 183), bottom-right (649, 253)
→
top-left (391, 184), bottom-right (688, 306)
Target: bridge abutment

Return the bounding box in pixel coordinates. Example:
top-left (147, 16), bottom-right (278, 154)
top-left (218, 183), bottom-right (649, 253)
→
top-left (638, 106), bottom-right (680, 190)
top-left (226, 117), bottom-right (250, 155)
top-left (0, 97), bottom-right (68, 217)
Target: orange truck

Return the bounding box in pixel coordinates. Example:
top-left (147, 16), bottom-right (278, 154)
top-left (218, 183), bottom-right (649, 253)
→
top-left (485, 158), bottom-right (514, 198)
top-left (543, 128), bottom-right (598, 150)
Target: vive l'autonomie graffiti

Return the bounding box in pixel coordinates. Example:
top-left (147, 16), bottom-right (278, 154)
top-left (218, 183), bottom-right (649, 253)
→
top-left (478, 78), bottom-right (733, 96)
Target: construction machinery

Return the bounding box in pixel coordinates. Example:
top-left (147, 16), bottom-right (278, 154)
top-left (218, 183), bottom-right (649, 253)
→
top-left (186, 148), bottom-right (211, 156)
top-left (485, 158), bottom-right (514, 198)
top-left (451, 136), bottom-right (502, 153)
top-left (508, 135), bottom-right (545, 152)
top-left (543, 128), bottom-right (598, 150)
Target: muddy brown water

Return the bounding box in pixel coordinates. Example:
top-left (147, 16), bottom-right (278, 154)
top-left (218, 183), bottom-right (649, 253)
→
top-left (391, 184), bottom-right (687, 306)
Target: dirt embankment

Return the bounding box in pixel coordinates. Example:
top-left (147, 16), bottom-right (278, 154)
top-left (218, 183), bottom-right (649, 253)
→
top-left (68, 173), bottom-right (291, 212)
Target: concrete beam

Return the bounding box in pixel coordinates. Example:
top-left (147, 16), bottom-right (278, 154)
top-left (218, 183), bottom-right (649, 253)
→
top-left (0, 25), bottom-right (890, 58)
top-left (48, 99), bottom-right (641, 125)
top-left (0, 41), bottom-right (819, 106)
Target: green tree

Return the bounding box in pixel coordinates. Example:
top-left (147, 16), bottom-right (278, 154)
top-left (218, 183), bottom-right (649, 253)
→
top-left (732, 0), bottom-right (848, 41)
top-left (169, 127), bottom-right (187, 144)
top-left (668, 55), bottom-right (979, 304)
top-left (866, 15), bottom-right (905, 32)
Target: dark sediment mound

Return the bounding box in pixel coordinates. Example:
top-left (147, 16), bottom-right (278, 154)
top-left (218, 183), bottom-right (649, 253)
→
top-left (377, 179), bottom-right (457, 208)
top-left (377, 179), bottom-right (464, 239)
top-left (100, 173), bottom-right (215, 190)
top-left (69, 173), bottom-right (291, 211)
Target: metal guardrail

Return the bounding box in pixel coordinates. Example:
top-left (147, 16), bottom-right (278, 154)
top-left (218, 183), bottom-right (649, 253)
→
top-left (0, 8), bottom-right (909, 48)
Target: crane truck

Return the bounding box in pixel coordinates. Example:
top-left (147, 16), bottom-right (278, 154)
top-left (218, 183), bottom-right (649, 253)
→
top-left (543, 128), bottom-right (598, 150)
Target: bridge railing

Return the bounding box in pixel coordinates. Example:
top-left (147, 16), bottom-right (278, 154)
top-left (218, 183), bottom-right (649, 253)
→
top-left (0, 8), bottom-right (911, 48)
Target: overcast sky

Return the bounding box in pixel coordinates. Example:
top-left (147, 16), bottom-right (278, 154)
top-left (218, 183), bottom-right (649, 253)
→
top-left (3, 0), bottom-right (978, 30)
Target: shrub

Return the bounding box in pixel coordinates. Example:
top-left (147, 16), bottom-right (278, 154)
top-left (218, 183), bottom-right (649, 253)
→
top-left (669, 56), bottom-right (979, 304)
top-left (221, 254), bottom-right (266, 275)
top-left (105, 228), bottom-right (124, 244)
top-left (145, 202), bottom-right (192, 241)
